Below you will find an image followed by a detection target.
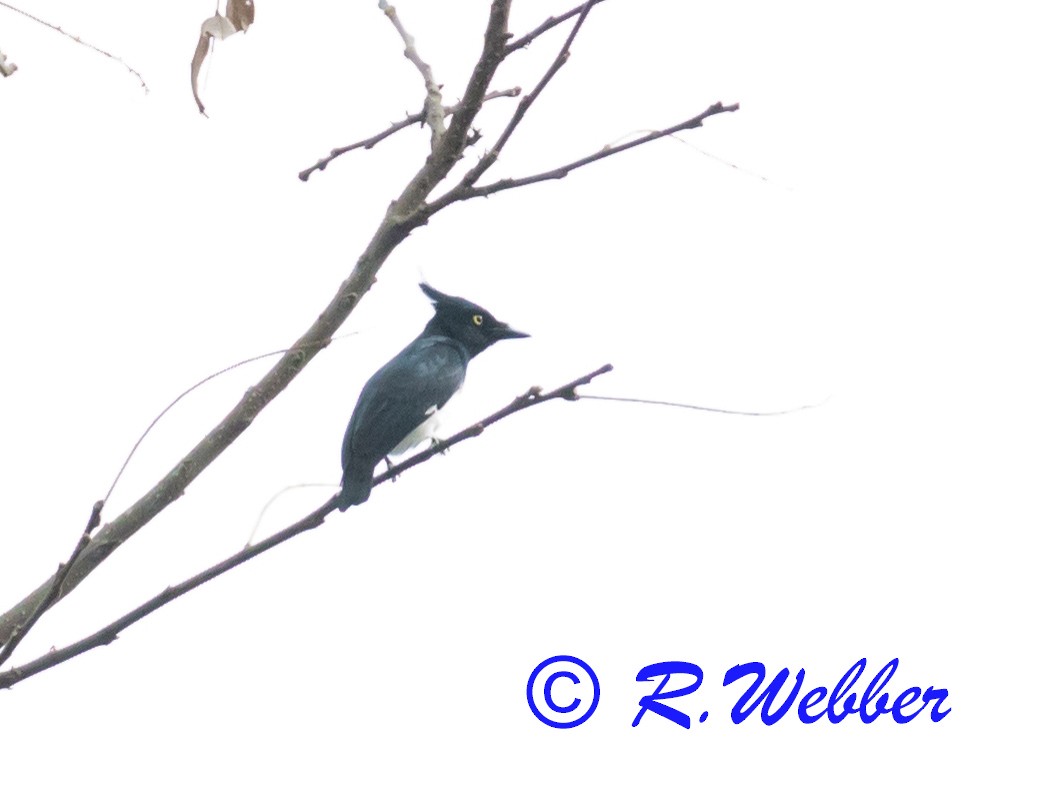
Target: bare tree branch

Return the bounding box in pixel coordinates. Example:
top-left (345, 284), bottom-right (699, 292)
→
top-left (424, 103), bottom-right (740, 215)
top-left (0, 364), bottom-right (613, 690)
top-left (504, 0), bottom-right (608, 54)
top-left (299, 88), bottom-right (521, 182)
top-left (0, 1), bottom-right (147, 90)
top-left (379, 0), bottom-right (445, 148)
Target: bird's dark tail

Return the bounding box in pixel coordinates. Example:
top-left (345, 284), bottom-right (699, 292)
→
top-left (338, 466), bottom-right (373, 511)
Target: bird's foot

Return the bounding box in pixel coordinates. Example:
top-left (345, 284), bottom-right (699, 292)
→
top-left (429, 437), bottom-right (448, 456)
top-left (384, 456), bottom-right (398, 482)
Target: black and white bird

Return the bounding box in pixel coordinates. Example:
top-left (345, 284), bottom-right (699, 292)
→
top-left (338, 283), bottom-right (528, 510)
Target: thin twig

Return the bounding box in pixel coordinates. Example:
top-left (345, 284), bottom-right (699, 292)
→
top-left (0, 502), bottom-right (102, 667)
top-left (246, 483), bottom-right (334, 547)
top-left (608, 129), bottom-right (779, 186)
top-left (0, 364), bottom-right (612, 690)
top-left (0, 1), bottom-right (148, 91)
top-left (104, 332), bottom-right (357, 506)
top-left (379, 0), bottom-right (445, 148)
top-left (425, 102), bottom-right (740, 215)
top-left (579, 394), bottom-right (826, 416)
top-left (299, 88), bottom-right (521, 182)
top-left (504, 0), bottom-right (609, 54)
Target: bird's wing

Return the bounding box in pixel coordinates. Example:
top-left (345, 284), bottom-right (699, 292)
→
top-left (342, 337), bottom-right (467, 468)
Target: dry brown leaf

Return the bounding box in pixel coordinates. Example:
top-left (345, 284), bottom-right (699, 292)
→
top-left (190, 2), bottom-right (257, 116)
top-left (227, 0), bottom-right (256, 34)
top-left (190, 28), bottom-right (211, 115)
top-left (202, 13), bottom-right (237, 41)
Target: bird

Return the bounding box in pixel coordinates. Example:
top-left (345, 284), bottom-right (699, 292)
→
top-left (338, 283), bottom-right (528, 510)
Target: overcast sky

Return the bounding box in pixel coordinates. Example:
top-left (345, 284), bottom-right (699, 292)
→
top-left (3, 1), bottom-right (1043, 792)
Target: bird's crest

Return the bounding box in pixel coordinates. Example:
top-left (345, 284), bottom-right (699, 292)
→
top-left (420, 282), bottom-right (457, 306)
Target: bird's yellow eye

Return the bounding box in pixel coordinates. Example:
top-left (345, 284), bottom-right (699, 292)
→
top-left (472, 314), bottom-right (484, 326)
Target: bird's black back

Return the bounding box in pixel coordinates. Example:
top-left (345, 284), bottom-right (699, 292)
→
top-left (342, 335), bottom-right (468, 469)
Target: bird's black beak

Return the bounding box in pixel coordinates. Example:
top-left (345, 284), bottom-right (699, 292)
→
top-left (494, 323), bottom-right (529, 340)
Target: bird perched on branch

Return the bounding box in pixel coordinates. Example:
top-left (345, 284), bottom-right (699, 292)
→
top-left (338, 283), bottom-right (528, 510)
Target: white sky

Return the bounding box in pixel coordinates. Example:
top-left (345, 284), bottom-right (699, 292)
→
top-left (2, 1), bottom-right (1043, 792)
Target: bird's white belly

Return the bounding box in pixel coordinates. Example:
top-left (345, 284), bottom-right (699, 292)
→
top-left (390, 405), bottom-right (441, 455)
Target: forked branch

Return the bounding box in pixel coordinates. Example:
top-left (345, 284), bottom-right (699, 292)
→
top-left (299, 88), bottom-right (521, 182)
top-left (425, 102), bottom-right (740, 214)
top-left (455, 0), bottom-right (598, 192)
top-left (504, 0), bottom-right (609, 54)
top-left (0, 503), bottom-right (102, 667)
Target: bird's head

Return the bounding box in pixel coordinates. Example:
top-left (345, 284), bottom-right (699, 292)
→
top-left (419, 282), bottom-right (528, 357)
